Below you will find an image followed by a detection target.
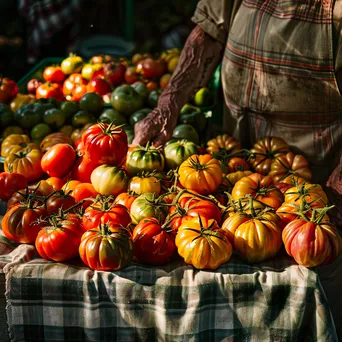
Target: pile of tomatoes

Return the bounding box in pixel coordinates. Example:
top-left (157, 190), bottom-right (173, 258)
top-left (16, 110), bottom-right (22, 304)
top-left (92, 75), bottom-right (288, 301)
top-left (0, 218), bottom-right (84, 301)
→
top-left (0, 125), bottom-right (340, 271)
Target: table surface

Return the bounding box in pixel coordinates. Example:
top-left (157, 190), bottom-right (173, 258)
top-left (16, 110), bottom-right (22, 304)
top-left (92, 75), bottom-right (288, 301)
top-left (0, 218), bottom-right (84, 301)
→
top-left (0, 229), bottom-right (339, 342)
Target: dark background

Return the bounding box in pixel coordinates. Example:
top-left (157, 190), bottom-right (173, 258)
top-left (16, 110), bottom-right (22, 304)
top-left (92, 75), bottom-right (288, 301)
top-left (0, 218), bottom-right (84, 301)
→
top-left (0, 0), bottom-right (198, 81)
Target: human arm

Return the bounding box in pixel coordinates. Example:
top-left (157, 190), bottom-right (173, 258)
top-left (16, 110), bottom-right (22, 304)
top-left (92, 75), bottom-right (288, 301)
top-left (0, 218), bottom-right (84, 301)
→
top-left (132, 25), bottom-right (225, 146)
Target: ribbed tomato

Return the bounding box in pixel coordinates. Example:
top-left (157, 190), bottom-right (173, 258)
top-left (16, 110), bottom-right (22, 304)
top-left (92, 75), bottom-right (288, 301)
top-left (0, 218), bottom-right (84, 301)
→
top-left (128, 174), bottom-right (161, 195)
top-left (36, 213), bottom-right (84, 262)
top-left (83, 199), bottom-right (131, 231)
top-left (231, 173), bottom-right (284, 209)
top-left (115, 191), bottom-right (138, 211)
top-left (132, 217), bottom-right (176, 265)
top-left (178, 154), bottom-right (222, 195)
top-left (176, 215), bottom-right (232, 270)
top-left (206, 134), bottom-right (241, 154)
top-left (0, 171), bottom-right (28, 201)
top-left (82, 122), bottom-right (127, 166)
top-left (164, 140), bottom-right (199, 169)
top-left (46, 191), bottom-right (77, 213)
top-left (79, 223), bottom-right (134, 271)
top-left (2, 203), bottom-right (48, 243)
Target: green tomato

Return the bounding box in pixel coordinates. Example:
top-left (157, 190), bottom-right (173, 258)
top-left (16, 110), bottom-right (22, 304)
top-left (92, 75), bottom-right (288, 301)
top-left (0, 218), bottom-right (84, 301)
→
top-left (125, 128), bottom-right (134, 144)
top-left (126, 143), bottom-right (165, 176)
top-left (179, 107), bottom-right (207, 133)
top-left (98, 108), bottom-right (127, 126)
top-left (147, 90), bottom-right (159, 108)
top-left (131, 82), bottom-right (149, 99)
top-left (0, 104), bottom-right (14, 127)
top-left (15, 103), bottom-right (44, 129)
top-left (36, 97), bottom-right (61, 108)
top-left (172, 124), bottom-right (199, 145)
top-left (30, 123), bottom-right (52, 142)
top-left (130, 193), bottom-right (167, 225)
top-left (72, 110), bottom-right (94, 128)
top-left (43, 108), bottom-right (66, 128)
top-left (129, 108), bottom-right (151, 126)
top-left (164, 140), bottom-right (199, 169)
top-left (79, 92), bottom-right (104, 114)
top-left (60, 101), bottom-right (80, 119)
top-left (111, 85), bottom-right (143, 116)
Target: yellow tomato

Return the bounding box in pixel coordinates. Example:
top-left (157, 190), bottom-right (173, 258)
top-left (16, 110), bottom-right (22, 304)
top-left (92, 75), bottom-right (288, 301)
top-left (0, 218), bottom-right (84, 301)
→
top-left (128, 175), bottom-right (161, 195)
top-left (1, 134), bottom-right (39, 157)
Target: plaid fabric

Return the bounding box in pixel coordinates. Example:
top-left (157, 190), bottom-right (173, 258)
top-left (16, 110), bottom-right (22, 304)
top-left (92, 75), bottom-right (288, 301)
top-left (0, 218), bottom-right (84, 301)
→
top-left (18, 0), bottom-right (81, 63)
top-left (0, 232), bottom-right (338, 342)
top-left (192, 0), bottom-right (342, 183)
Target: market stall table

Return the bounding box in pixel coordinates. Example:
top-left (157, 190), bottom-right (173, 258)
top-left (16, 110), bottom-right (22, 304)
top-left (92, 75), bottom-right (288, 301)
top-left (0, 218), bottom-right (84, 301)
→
top-left (0, 228), bottom-right (339, 342)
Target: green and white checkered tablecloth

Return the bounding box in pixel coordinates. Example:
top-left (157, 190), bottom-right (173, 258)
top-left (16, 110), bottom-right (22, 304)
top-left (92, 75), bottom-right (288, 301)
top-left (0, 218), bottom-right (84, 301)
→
top-left (0, 228), bottom-right (338, 342)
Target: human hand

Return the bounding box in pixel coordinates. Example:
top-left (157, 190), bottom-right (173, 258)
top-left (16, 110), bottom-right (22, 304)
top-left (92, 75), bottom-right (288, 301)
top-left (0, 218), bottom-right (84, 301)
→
top-left (132, 107), bottom-right (177, 147)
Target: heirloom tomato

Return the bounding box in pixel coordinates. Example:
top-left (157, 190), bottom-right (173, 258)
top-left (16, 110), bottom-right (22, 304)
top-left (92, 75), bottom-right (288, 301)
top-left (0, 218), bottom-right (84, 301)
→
top-left (227, 157), bottom-right (250, 173)
top-left (71, 183), bottom-right (99, 209)
top-left (79, 223), bottom-right (134, 271)
top-left (2, 203), bottom-right (48, 243)
top-left (222, 170), bottom-right (253, 187)
top-left (83, 199), bottom-right (131, 231)
top-left (82, 122), bottom-right (128, 166)
top-left (164, 140), bottom-right (199, 169)
top-left (45, 177), bottom-right (65, 190)
top-left (0, 171), bottom-right (28, 201)
top-left (231, 173), bottom-right (283, 210)
top-left (126, 143), bottom-right (165, 176)
top-left (206, 134), bottom-right (241, 154)
top-left (41, 143), bottom-right (76, 178)
top-left (133, 217), bottom-right (176, 265)
top-left (128, 173), bottom-right (161, 195)
top-left (282, 214), bottom-right (342, 267)
top-left (230, 211), bottom-right (282, 263)
top-left (35, 213), bottom-right (84, 262)
top-left (249, 136), bottom-right (289, 175)
top-left (284, 183), bottom-right (328, 207)
top-left (140, 58), bottom-right (167, 79)
top-left (130, 193), bottom-right (168, 225)
top-left (43, 66), bottom-right (66, 83)
top-left (269, 152), bottom-right (312, 183)
top-left (274, 182), bottom-right (292, 194)
top-left (1, 134), bottom-right (38, 158)
top-left (178, 154), bottom-right (222, 195)
top-left (4, 148), bottom-right (43, 182)
top-left (61, 54), bottom-right (84, 75)
top-left (115, 191), bottom-right (138, 211)
top-left (87, 77), bottom-right (112, 96)
top-left (221, 213), bottom-right (252, 244)
top-left (62, 73), bottom-right (87, 98)
top-left (46, 191), bottom-right (77, 213)
top-left (40, 132), bottom-right (73, 153)
top-left (62, 180), bottom-right (82, 193)
top-left (102, 61), bottom-right (126, 86)
top-left (176, 215), bottom-right (232, 270)
top-left (36, 83), bottom-right (64, 101)
top-left (81, 63), bottom-right (103, 81)
top-left (91, 164), bottom-right (128, 196)
top-left (71, 155), bottom-right (100, 183)
top-left (0, 77), bottom-right (18, 103)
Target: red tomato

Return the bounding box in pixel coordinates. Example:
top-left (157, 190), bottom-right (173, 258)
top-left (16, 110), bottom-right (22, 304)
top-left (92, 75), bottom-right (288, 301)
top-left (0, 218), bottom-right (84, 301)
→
top-left (36, 83), bottom-right (64, 101)
top-left (45, 177), bottom-right (65, 190)
top-left (82, 122), bottom-right (128, 166)
top-left (115, 191), bottom-right (138, 211)
top-left (87, 77), bottom-right (112, 96)
top-left (227, 157), bottom-right (250, 173)
top-left (103, 62), bottom-right (126, 86)
top-left (2, 204), bottom-right (48, 243)
top-left (71, 155), bottom-right (100, 183)
top-left (36, 213), bottom-right (84, 261)
top-left (71, 183), bottom-right (99, 209)
top-left (43, 66), bottom-right (66, 84)
top-left (46, 191), bottom-right (77, 213)
top-left (41, 143), bottom-right (77, 178)
top-left (132, 217), bottom-right (176, 265)
top-left (83, 201), bottom-right (131, 231)
top-left (72, 84), bottom-right (88, 102)
top-left (141, 58), bottom-right (167, 79)
top-left (0, 172), bottom-right (28, 201)
top-left (0, 77), bottom-right (18, 103)
top-left (274, 182), bottom-right (293, 194)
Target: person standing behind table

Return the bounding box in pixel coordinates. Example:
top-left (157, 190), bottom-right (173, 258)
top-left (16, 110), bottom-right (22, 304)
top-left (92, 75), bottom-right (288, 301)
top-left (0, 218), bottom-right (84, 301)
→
top-left (132, 0), bottom-right (342, 337)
